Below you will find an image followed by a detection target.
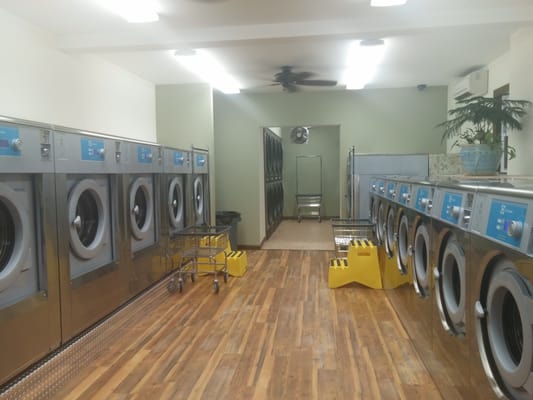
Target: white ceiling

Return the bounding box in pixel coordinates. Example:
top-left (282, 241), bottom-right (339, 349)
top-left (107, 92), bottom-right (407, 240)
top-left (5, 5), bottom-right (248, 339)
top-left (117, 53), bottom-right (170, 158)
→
top-left (2, 0), bottom-right (533, 92)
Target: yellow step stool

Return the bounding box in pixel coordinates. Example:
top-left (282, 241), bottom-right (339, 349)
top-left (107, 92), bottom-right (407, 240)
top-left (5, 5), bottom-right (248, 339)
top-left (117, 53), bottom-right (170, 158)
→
top-left (328, 239), bottom-right (382, 289)
top-left (379, 243), bottom-right (411, 289)
top-left (226, 251), bottom-right (248, 277)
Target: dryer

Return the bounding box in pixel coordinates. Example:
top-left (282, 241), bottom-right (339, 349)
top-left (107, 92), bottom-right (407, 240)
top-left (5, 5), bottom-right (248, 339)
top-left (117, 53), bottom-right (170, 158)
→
top-left (161, 147), bottom-right (191, 273)
top-left (430, 180), bottom-right (477, 399)
top-left (54, 130), bottom-right (127, 342)
top-left (190, 148), bottom-right (210, 226)
top-left (0, 120), bottom-right (61, 386)
top-left (468, 179), bottom-right (533, 399)
top-left (122, 140), bottom-right (162, 296)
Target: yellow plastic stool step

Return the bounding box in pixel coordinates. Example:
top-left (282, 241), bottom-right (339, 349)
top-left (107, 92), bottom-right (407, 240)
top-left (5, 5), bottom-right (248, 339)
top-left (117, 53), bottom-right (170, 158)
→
top-left (226, 250), bottom-right (248, 277)
top-left (328, 239), bottom-right (382, 289)
top-left (379, 243), bottom-right (411, 289)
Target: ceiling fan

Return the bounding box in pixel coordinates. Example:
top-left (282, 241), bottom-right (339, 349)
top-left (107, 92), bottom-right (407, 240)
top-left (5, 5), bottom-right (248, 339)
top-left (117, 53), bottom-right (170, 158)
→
top-left (273, 66), bottom-right (337, 92)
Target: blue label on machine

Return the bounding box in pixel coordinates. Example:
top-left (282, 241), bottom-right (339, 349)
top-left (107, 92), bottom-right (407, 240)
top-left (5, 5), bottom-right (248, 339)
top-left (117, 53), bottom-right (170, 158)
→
top-left (81, 138), bottom-right (104, 161)
top-left (415, 187), bottom-right (430, 212)
top-left (441, 192), bottom-right (463, 224)
top-left (173, 151), bottom-right (184, 166)
top-left (486, 199), bottom-right (528, 248)
top-left (196, 154), bottom-right (206, 167)
top-left (0, 125), bottom-right (21, 157)
top-left (398, 185), bottom-right (409, 204)
top-left (386, 182), bottom-right (395, 199)
top-left (377, 180), bottom-right (385, 196)
top-left (137, 146), bottom-right (152, 163)
top-left (369, 178), bottom-right (376, 192)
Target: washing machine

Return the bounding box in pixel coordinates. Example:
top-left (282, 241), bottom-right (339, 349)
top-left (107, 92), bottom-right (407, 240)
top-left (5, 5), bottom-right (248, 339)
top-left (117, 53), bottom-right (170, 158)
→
top-left (430, 179), bottom-right (478, 399)
top-left (190, 148), bottom-right (210, 226)
top-left (122, 140), bottom-right (162, 296)
top-left (0, 120), bottom-right (61, 386)
top-left (54, 130), bottom-right (127, 342)
top-left (161, 147), bottom-right (191, 273)
top-left (468, 179), bottom-right (533, 399)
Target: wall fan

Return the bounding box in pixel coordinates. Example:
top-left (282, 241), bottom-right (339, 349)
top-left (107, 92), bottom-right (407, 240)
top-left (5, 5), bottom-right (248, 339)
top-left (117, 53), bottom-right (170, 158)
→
top-left (273, 66), bottom-right (337, 92)
top-left (290, 127), bottom-right (310, 144)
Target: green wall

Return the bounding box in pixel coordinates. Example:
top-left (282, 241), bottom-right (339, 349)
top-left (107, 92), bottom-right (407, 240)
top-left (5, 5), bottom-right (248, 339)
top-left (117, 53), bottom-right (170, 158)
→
top-left (214, 87), bottom-right (447, 246)
top-left (156, 83), bottom-right (216, 223)
top-left (281, 125), bottom-right (340, 218)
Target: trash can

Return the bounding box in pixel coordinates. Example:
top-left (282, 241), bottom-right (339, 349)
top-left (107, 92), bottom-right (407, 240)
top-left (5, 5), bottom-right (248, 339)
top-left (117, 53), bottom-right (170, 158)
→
top-left (216, 211), bottom-right (241, 251)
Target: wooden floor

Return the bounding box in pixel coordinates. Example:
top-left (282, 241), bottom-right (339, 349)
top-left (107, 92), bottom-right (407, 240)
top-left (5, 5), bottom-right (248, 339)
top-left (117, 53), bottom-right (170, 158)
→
top-left (56, 250), bottom-right (443, 399)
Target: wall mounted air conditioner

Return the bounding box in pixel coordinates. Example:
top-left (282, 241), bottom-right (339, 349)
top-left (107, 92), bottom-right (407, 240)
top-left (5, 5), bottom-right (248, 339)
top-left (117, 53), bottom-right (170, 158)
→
top-left (453, 69), bottom-right (489, 99)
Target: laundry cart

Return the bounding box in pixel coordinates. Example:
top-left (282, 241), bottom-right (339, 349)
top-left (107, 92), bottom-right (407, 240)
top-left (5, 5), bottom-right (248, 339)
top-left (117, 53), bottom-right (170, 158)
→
top-left (167, 225), bottom-right (230, 294)
top-left (296, 155), bottom-right (323, 222)
top-left (331, 218), bottom-right (375, 257)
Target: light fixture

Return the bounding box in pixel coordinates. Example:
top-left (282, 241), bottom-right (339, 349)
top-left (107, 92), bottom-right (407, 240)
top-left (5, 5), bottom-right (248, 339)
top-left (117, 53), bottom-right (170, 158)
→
top-left (174, 49), bottom-right (241, 95)
top-left (370, 0), bottom-right (407, 7)
top-left (344, 39), bottom-right (386, 90)
top-left (99, 0), bottom-right (159, 23)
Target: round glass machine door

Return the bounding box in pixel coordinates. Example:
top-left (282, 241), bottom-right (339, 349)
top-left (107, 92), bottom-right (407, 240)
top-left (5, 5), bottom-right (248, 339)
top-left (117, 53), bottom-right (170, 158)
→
top-left (130, 177), bottom-right (154, 240)
top-left (396, 214), bottom-right (409, 275)
top-left (0, 183), bottom-right (30, 293)
top-left (68, 179), bottom-right (108, 260)
top-left (413, 222), bottom-right (430, 297)
top-left (193, 176), bottom-right (204, 219)
top-left (168, 177), bottom-right (184, 229)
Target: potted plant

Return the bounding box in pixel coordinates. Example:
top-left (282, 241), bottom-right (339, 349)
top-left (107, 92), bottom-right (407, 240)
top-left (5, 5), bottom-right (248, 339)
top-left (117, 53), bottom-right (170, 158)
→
top-left (437, 95), bottom-right (531, 175)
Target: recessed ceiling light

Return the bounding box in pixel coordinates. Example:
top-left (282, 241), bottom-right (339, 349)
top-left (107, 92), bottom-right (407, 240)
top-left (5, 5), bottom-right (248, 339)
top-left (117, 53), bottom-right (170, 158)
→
top-left (370, 0), bottom-right (407, 7)
top-left (174, 50), bottom-right (240, 94)
top-left (98, 0), bottom-right (159, 23)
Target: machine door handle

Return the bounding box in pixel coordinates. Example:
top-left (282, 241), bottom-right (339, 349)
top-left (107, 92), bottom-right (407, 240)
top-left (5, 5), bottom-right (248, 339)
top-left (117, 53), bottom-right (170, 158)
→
top-left (132, 205), bottom-right (140, 216)
top-left (172, 200), bottom-right (177, 208)
top-left (72, 215), bottom-right (82, 229)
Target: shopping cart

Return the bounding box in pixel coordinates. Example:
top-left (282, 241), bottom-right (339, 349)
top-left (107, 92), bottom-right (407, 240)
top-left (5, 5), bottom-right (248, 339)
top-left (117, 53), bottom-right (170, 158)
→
top-left (331, 218), bottom-right (375, 258)
top-left (167, 225), bottom-right (231, 294)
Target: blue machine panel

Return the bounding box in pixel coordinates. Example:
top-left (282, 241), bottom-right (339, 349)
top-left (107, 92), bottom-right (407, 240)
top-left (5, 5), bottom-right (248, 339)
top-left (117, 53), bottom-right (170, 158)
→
top-left (0, 125), bottom-right (21, 157)
top-left (196, 154), bottom-right (206, 167)
top-left (137, 146), bottom-right (153, 164)
top-left (173, 151), bottom-right (184, 166)
top-left (398, 184), bottom-right (409, 205)
top-left (370, 178), bottom-right (376, 192)
top-left (441, 192), bottom-right (463, 224)
top-left (486, 199), bottom-right (528, 248)
top-left (377, 180), bottom-right (385, 195)
top-left (81, 138), bottom-right (105, 161)
top-left (386, 182), bottom-right (395, 199)
top-left (415, 187), bottom-right (430, 212)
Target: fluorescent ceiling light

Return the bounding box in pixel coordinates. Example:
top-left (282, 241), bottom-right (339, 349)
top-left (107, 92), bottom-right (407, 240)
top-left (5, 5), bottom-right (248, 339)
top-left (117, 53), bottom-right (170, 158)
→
top-left (99, 0), bottom-right (159, 23)
top-left (371, 0), bottom-right (407, 7)
top-left (174, 50), bottom-right (241, 95)
top-left (344, 39), bottom-right (386, 90)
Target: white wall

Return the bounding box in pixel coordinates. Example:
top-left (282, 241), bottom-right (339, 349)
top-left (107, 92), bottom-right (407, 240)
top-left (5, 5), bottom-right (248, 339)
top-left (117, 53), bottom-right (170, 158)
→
top-left (0, 9), bottom-right (156, 141)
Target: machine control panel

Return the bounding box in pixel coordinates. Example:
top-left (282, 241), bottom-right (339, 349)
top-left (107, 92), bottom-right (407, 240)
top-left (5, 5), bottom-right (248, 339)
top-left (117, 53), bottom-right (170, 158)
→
top-left (0, 125), bottom-right (22, 157)
top-left (137, 146), bottom-right (153, 164)
top-left (486, 199), bottom-right (528, 248)
top-left (415, 187), bottom-right (433, 213)
top-left (398, 184), bottom-right (410, 205)
top-left (370, 178), bottom-right (377, 193)
top-left (386, 182), bottom-right (396, 200)
top-left (377, 180), bottom-right (385, 196)
top-left (196, 154), bottom-right (206, 167)
top-left (441, 192), bottom-right (463, 224)
top-left (174, 151), bottom-right (186, 166)
top-left (81, 138), bottom-right (105, 161)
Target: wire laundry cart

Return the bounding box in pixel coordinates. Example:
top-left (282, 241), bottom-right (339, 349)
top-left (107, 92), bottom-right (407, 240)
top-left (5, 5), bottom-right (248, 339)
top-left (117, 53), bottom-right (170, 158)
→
top-left (296, 155), bottom-right (323, 222)
top-left (331, 218), bottom-right (375, 257)
top-left (167, 225), bottom-right (230, 294)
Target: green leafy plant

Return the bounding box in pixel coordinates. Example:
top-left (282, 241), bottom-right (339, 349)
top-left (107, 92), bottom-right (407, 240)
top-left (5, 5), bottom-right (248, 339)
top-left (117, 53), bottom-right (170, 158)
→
top-left (437, 96), bottom-right (531, 159)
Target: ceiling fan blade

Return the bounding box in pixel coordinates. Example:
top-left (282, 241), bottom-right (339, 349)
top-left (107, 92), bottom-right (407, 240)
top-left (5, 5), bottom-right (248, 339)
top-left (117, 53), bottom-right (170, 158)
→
top-left (295, 79), bottom-right (337, 86)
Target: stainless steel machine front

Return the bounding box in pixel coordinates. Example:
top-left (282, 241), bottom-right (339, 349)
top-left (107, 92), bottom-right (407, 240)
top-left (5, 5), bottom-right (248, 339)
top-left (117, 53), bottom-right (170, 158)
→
top-left (122, 140), bottom-right (162, 296)
top-left (54, 130), bottom-right (128, 342)
top-left (190, 148), bottom-right (210, 226)
top-left (0, 120), bottom-right (61, 386)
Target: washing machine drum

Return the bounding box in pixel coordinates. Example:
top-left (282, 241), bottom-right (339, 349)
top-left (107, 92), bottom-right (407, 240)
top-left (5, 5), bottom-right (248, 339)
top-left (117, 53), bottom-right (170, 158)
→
top-left (413, 222), bottom-right (430, 296)
top-left (168, 177), bottom-right (184, 229)
top-left (130, 177), bottom-right (154, 240)
top-left (377, 201), bottom-right (386, 243)
top-left (68, 179), bottom-right (109, 260)
top-left (0, 184), bottom-right (30, 292)
top-left (385, 206), bottom-right (395, 258)
top-left (396, 213), bottom-right (409, 274)
top-left (484, 260), bottom-right (533, 397)
top-left (193, 176), bottom-right (204, 218)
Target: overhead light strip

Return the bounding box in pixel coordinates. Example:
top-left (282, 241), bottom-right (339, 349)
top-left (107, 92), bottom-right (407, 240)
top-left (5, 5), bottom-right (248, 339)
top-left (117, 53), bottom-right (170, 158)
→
top-left (98, 0), bottom-right (159, 23)
top-left (344, 39), bottom-right (386, 90)
top-left (370, 0), bottom-right (407, 7)
top-left (174, 50), bottom-right (241, 95)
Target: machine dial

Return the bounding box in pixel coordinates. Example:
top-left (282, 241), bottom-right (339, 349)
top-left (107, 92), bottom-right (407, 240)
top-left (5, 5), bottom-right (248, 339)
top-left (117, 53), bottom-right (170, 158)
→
top-left (507, 221), bottom-right (523, 239)
top-left (389, 189), bottom-right (396, 198)
top-left (450, 206), bottom-right (461, 218)
top-left (98, 148), bottom-right (105, 158)
top-left (11, 138), bottom-right (22, 152)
